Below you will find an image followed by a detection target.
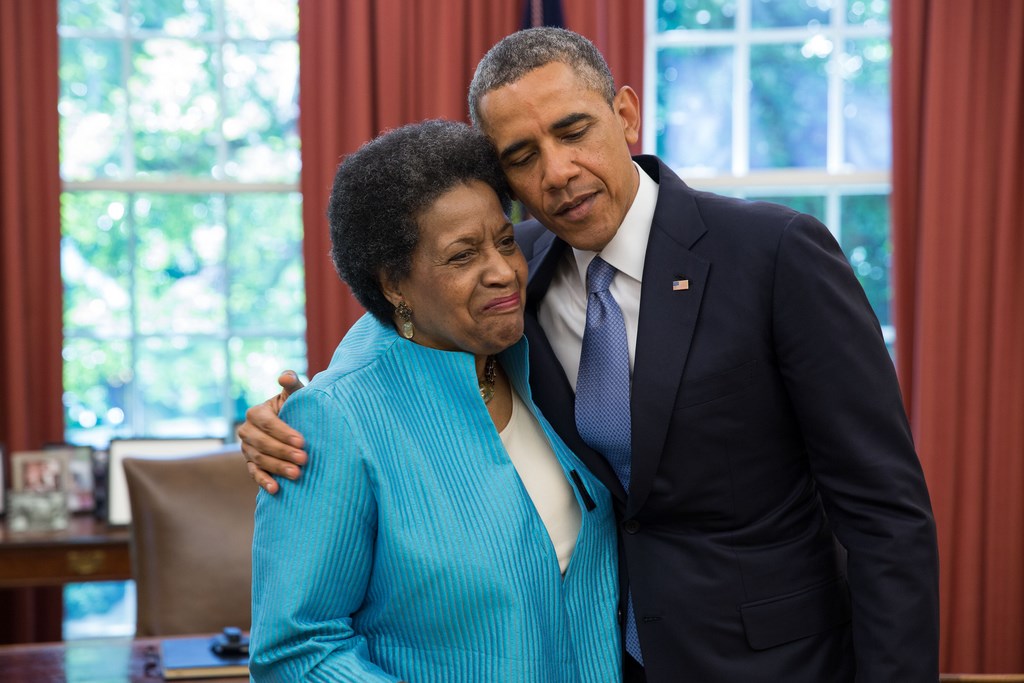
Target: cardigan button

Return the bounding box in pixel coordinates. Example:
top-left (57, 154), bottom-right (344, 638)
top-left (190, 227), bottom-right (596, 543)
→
top-left (623, 519), bottom-right (640, 534)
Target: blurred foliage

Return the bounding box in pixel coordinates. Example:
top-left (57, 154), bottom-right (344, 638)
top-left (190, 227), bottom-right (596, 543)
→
top-left (841, 194), bottom-right (891, 327)
top-left (656, 0), bottom-right (737, 30)
top-left (844, 38), bottom-right (892, 170)
top-left (59, 0), bottom-right (304, 446)
top-left (750, 43), bottom-right (828, 169)
top-left (656, 46), bottom-right (733, 172)
top-left (655, 0), bottom-right (889, 31)
top-left (64, 581), bottom-right (129, 622)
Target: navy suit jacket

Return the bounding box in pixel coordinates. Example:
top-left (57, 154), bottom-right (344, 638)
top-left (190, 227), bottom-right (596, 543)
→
top-left (515, 156), bottom-right (939, 682)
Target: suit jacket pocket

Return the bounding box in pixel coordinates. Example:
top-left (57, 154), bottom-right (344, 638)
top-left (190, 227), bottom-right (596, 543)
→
top-left (675, 359), bottom-right (758, 410)
top-left (739, 576), bottom-right (852, 651)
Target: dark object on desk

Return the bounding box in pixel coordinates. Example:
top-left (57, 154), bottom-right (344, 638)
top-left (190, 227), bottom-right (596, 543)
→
top-left (161, 628), bottom-right (250, 680)
top-left (92, 447), bottom-right (109, 521)
top-left (210, 626), bottom-right (249, 658)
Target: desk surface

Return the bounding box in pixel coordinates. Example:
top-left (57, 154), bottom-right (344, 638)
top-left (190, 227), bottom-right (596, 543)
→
top-left (0, 636), bottom-right (1020, 682)
top-left (0, 636), bottom-right (248, 682)
top-left (0, 514), bottom-right (131, 588)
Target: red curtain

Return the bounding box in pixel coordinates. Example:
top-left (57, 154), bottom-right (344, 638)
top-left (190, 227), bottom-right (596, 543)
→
top-left (297, 0), bottom-right (644, 373)
top-left (563, 0), bottom-right (644, 155)
top-left (0, 0), bottom-right (67, 644)
top-left (892, 1), bottom-right (1024, 673)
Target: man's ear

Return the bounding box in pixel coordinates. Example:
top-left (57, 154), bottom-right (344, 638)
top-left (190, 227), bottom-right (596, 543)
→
top-left (613, 85), bottom-right (641, 147)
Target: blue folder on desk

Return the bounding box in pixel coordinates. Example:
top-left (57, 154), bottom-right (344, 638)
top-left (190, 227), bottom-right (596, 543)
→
top-left (161, 636), bottom-right (249, 680)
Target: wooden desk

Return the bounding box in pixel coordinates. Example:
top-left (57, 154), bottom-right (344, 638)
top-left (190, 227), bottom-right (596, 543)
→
top-left (0, 637), bottom-right (1017, 682)
top-left (0, 636), bottom-right (248, 682)
top-left (0, 515), bottom-right (131, 588)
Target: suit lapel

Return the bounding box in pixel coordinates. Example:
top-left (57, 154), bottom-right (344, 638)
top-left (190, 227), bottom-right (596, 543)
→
top-left (627, 157), bottom-right (709, 514)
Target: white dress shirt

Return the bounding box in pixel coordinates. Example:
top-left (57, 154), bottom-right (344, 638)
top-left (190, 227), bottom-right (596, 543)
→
top-left (537, 162), bottom-right (660, 389)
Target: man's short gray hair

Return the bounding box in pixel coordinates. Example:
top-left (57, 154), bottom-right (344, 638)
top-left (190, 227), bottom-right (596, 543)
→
top-left (468, 27), bottom-right (616, 129)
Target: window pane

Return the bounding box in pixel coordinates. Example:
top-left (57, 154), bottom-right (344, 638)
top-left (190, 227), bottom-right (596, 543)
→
top-left (59, 0), bottom-right (125, 30)
top-left (63, 337), bottom-right (131, 445)
top-left (227, 194), bottom-right (305, 333)
top-left (222, 41), bottom-right (300, 182)
top-left (63, 581), bottom-right (136, 639)
top-left (229, 337), bottom-right (307, 424)
top-left (225, 0), bottom-right (298, 38)
top-left (59, 38), bottom-right (126, 181)
top-left (129, 0), bottom-right (214, 35)
top-left (656, 46), bottom-right (733, 173)
top-left (847, 0), bottom-right (890, 25)
top-left (657, 0), bottom-right (736, 31)
top-left (136, 336), bottom-right (228, 436)
top-left (135, 194), bottom-right (227, 335)
top-left (751, 0), bottom-right (829, 29)
top-left (841, 194), bottom-right (891, 327)
top-left (750, 42), bottom-right (828, 169)
top-left (843, 39), bottom-right (891, 170)
top-left (129, 38), bottom-right (218, 178)
top-left (61, 192), bottom-right (132, 336)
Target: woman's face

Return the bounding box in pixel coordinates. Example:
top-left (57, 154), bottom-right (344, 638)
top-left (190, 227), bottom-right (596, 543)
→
top-left (386, 180), bottom-right (527, 357)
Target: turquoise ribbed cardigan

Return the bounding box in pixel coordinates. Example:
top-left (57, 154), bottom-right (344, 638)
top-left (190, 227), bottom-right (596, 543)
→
top-left (250, 315), bottom-right (621, 682)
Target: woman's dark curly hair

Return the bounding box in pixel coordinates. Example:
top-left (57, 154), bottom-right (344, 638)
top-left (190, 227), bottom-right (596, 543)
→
top-left (327, 119), bottom-right (512, 325)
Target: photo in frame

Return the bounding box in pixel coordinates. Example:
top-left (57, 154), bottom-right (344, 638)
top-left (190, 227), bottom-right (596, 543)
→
top-left (44, 443), bottom-right (96, 513)
top-left (11, 449), bottom-right (72, 494)
top-left (9, 449), bottom-right (73, 532)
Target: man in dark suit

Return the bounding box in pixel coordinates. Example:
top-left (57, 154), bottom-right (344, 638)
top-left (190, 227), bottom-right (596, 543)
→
top-left (239, 27), bottom-right (938, 682)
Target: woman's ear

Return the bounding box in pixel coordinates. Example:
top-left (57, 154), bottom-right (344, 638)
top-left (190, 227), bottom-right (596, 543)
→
top-left (379, 271), bottom-right (402, 309)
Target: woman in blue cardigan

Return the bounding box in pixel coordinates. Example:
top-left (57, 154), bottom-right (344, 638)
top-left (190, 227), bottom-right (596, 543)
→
top-left (249, 120), bottom-right (621, 682)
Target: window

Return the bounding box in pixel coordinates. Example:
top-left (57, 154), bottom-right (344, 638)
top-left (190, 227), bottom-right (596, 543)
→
top-left (59, 0), bottom-right (305, 447)
top-left (57, 0), bottom-right (302, 638)
top-left (645, 0), bottom-right (893, 349)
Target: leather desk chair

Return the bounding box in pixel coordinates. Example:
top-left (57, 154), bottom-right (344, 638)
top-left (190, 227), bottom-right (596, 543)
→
top-left (124, 446), bottom-right (255, 637)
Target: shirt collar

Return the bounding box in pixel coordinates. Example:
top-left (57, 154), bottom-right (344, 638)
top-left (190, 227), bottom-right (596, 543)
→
top-left (570, 161), bottom-right (658, 284)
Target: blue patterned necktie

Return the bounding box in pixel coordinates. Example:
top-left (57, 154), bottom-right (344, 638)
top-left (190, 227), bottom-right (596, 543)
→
top-left (575, 257), bottom-right (632, 489)
top-left (574, 256), bottom-right (643, 664)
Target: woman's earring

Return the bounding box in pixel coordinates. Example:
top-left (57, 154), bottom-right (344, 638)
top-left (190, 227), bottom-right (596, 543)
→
top-left (396, 301), bottom-right (414, 339)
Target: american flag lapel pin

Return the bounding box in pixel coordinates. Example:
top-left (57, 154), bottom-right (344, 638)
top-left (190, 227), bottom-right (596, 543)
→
top-left (672, 278), bottom-right (690, 291)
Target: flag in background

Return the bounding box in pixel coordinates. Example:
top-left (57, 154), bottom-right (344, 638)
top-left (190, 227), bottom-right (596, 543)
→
top-left (521, 0), bottom-right (565, 28)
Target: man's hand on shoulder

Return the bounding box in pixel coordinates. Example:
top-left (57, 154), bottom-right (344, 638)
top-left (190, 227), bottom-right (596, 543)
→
top-left (237, 370), bottom-right (308, 494)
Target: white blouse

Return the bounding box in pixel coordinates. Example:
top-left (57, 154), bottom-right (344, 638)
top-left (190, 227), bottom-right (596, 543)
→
top-left (499, 389), bottom-right (582, 575)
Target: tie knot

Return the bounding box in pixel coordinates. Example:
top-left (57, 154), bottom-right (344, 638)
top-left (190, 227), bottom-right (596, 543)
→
top-left (586, 256), bottom-right (617, 294)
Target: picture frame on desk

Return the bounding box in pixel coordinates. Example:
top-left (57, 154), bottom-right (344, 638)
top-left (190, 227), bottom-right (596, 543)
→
top-left (11, 449), bottom-right (72, 495)
top-left (44, 443), bottom-right (96, 513)
top-left (105, 437), bottom-right (225, 526)
top-left (6, 490), bottom-right (69, 532)
top-left (8, 449), bottom-right (73, 532)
